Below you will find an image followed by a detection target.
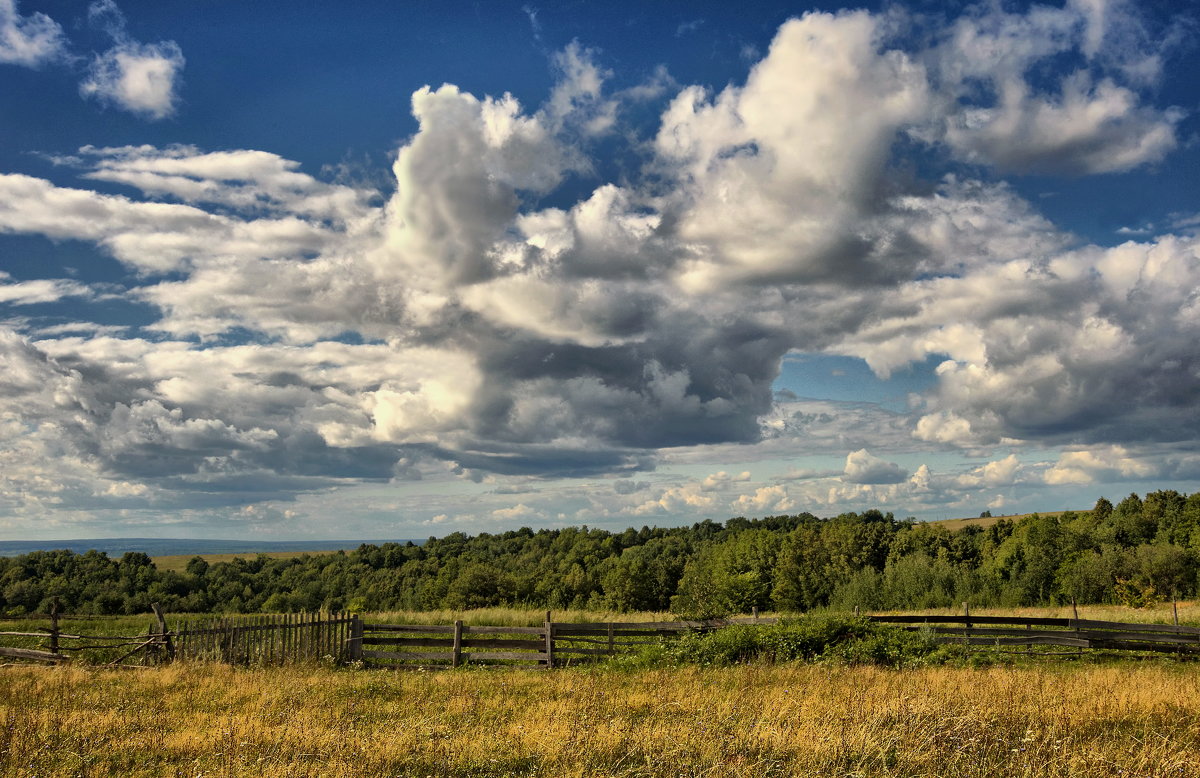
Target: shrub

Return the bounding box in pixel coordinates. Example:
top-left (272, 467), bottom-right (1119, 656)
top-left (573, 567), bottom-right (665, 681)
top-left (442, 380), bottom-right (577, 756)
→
top-left (658, 615), bottom-right (954, 668)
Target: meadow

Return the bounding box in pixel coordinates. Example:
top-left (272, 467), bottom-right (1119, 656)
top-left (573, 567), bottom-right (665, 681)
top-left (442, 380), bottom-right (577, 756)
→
top-left (3, 660), bottom-right (1200, 777)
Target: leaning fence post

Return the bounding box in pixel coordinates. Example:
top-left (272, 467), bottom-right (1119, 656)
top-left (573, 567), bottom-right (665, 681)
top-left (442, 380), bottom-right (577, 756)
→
top-left (544, 619), bottom-right (554, 669)
top-left (452, 620), bottom-right (463, 668)
top-left (151, 602), bottom-right (174, 662)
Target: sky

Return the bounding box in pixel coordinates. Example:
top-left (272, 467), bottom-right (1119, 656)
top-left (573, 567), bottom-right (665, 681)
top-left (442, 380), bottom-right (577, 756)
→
top-left (1, 0), bottom-right (1199, 541)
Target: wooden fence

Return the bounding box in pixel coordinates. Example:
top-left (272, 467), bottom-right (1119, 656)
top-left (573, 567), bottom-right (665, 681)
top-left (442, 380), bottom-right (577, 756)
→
top-left (0, 601), bottom-right (175, 666)
top-left (354, 621), bottom-right (550, 669)
top-left (172, 611), bottom-right (356, 665)
top-left (351, 616), bottom-right (775, 669)
top-left (6, 606), bottom-right (1200, 667)
top-left (0, 604), bottom-right (354, 667)
top-left (869, 613), bottom-right (1200, 654)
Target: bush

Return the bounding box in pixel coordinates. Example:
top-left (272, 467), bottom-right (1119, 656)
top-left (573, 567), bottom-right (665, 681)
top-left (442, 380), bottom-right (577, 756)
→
top-left (658, 615), bottom-right (956, 668)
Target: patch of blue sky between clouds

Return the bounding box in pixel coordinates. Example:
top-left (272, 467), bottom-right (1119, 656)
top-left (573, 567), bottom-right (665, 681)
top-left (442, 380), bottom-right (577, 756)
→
top-left (774, 353), bottom-right (940, 413)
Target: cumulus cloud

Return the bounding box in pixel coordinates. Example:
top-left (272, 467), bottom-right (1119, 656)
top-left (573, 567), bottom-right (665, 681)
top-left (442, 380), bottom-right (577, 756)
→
top-left (80, 0), bottom-right (184, 120)
top-left (843, 449), bottom-right (908, 485)
top-left (1044, 445), bottom-right (1156, 485)
top-left (732, 485), bottom-right (795, 514)
top-left (0, 0), bottom-right (66, 67)
top-left (630, 483), bottom-right (715, 516)
top-left (701, 470), bottom-right (751, 492)
top-left (931, 0), bottom-right (1182, 174)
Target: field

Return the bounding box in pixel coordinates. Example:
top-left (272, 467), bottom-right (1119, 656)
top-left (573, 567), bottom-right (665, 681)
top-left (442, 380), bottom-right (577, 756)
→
top-left (150, 550), bottom-right (325, 574)
top-left (5, 605), bottom-right (1200, 776)
top-left (930, 510), bottom-right (1082, 533)
top-left (3, 661), bottom-right (1200, 777)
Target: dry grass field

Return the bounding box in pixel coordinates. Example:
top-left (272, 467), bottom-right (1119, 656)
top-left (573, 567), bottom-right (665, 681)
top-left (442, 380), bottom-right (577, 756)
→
top-left (3, 660), bottom-right (1200, 777)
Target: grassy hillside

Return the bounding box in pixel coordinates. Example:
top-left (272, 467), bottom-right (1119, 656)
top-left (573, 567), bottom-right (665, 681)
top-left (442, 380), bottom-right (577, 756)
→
top-left (930, 509), bottom-right (1084, 532)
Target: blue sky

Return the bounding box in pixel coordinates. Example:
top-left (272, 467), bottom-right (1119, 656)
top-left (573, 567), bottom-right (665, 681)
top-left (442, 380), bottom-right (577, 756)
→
top-left (1, 0), bottom-right (1199, 540)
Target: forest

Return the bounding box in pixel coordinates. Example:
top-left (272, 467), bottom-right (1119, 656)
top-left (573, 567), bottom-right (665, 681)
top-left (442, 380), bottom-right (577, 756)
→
top-left (2, 490), bottom-right (1198, 619)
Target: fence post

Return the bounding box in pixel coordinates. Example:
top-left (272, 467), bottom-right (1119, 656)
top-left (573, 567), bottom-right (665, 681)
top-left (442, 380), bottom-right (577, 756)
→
top-left (752, 606), bottom-right (759, 622)
top-left (544, 619), bottom-right (554, 669)
top-left (607, 622), bottom-right (615, 658)
top-left (1174, 595), bottom-right (1180, 627)
top-left (348, 614), bottom-right (363, 663)
top-left (151, 602), bottom-right (174, 662)
top-left (48, 597), bottom-right (60, 657)
top-left (452, 620), bottom-right (463, 668)
top-left (963, 602), bottom-right (971, 645)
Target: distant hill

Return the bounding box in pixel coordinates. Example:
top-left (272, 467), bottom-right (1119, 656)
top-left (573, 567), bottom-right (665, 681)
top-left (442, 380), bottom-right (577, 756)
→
top-left (929, 510), bottom-right (1084, 532)
top-left (0, 538), bottom-right (419, 559)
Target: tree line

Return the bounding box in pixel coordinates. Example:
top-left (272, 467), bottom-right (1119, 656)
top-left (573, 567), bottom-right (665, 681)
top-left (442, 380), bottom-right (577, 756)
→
top-left (2, 490), bottom-right (1198, 618)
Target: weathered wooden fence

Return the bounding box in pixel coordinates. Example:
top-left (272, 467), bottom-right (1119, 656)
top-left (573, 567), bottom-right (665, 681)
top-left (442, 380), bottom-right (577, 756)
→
top-left (549, 617), bottom-right (768, 664)
top-left (354, 620), bottom-right (551, 669)
top-left (869, 613), bottom-right (1200, 654)
top-left (351, 616), bottom-right (772, 669)
top-left (172, 611), bottom-right (355, 665)
top-left (0, 600), bottom-right (175, 666)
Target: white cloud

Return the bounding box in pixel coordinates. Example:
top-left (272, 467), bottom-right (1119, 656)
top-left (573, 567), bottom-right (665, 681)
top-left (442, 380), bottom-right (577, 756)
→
top-left (0, 173), bottom-right (342, 274)
top-left (955, 454), bottom-right (1021, 488)
top-left (1044, 445), bottom-right (1156, 485)
top-left (843, 449), bottom-right (908, 485)
top-left (0, 272), bottom-right (91, 305)
top-left (0, 0), bottom-right (66, 67)
top-left (656, 10), bottom-right (929, 291)
top-left (943, 74), bottom-right (1180, 175)
top-left (732, 485), bottom-right (795, 514)
top-left (930, 0), bottom-right (1182, 174)
top-left (80, 1), bottom-right (184, 120)
top-left (630, 483), bottom-right (715, 515)
top-left (701, 470), bottom-right (751, 492)
top-left (76, 145), bottom-right (373, 222)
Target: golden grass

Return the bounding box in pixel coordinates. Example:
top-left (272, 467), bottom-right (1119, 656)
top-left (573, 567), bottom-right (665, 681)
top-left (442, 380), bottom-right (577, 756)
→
top-left (2, 661), bottom-right (1200, 776)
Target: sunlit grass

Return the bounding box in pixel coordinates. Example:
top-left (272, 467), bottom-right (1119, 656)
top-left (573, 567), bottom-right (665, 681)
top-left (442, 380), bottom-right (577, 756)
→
top-left (2, 661), bottom-right (1199, 776)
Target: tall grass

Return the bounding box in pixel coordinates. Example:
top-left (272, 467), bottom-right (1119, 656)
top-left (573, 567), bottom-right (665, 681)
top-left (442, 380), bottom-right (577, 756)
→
top-left (2, 662), bottom-right (1198, 776)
